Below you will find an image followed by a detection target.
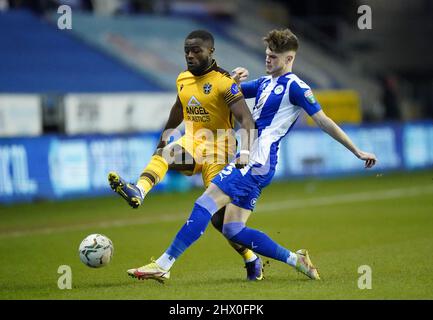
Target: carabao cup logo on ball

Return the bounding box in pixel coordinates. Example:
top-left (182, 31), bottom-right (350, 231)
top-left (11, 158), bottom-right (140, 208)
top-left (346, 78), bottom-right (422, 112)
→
top-left (231, 83), bottom-right (240, 95)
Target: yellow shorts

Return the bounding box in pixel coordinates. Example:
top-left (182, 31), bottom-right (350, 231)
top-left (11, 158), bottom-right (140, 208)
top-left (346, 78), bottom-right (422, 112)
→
top-left (174, 135), bottom-right (235, 187)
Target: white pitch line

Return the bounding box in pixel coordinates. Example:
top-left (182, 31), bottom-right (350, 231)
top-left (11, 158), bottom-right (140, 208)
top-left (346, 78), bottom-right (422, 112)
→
top-left (1, 185), bottom-right (432, 239)
top-left (0, 214), bottom-right (183, 239)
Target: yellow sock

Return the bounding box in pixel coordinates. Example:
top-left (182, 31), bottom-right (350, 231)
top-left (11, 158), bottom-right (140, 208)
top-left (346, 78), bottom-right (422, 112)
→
top-left (241, 248), bottom-right (257, 263)
top-left (136, 155), bottom-right (169, 194)
top-left (230, 241), bottom-right (257, 262)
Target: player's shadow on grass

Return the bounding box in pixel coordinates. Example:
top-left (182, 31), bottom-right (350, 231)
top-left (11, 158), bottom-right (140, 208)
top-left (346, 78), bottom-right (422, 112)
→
top-left (269, 275), bottom-right (319, 282)
top-left (178, 277), bottom-right (248, 286)
top-left (179, 276), bottom-right (317, 289)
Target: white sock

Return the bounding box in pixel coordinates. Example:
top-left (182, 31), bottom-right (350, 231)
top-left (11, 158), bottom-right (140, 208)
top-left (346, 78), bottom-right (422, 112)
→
top-left (156, 252), bottom-right (176, 271)
top-left (286, 251), bottom-right (298, 267)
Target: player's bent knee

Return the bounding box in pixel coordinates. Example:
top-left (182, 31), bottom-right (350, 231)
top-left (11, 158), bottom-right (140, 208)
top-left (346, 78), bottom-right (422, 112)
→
top-left (222, 222), bottom-right (245, 240)
top-left (196, 194), bottom-right (218, 215)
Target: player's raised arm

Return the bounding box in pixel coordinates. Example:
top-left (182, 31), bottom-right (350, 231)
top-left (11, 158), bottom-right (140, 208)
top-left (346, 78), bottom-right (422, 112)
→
top-left (288, 76), bottom-right (377, 169)
top-left (231, 67), bottom-right (265, 100)
top-left (311, 110), bottom-right (377, 168)
top-left (231, 67), bottom-right (249, 83)
top-left (221, 73), bottom-right (255, 166)
top-left (156, 95), bottom-right (184, 150)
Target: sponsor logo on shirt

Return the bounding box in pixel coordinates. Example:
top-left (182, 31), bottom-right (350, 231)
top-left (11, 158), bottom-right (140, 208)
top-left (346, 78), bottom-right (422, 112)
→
top-left (230, 83), bottom-right (240, 95)
top-left (186, 96), bottom-right (210, 122)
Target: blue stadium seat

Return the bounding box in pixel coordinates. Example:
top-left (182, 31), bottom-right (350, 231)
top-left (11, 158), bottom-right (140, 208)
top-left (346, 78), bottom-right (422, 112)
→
top-left (0, 10), bottom-right (164, 93)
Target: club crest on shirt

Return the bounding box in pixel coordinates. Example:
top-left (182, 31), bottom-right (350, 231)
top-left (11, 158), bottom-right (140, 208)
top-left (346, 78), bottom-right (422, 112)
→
top-left (304, 89), bottom-right (316, 104)
top-left (274, 85), bottom-right (284, 95)
top-left (203, 83), bottom-right (212, 94)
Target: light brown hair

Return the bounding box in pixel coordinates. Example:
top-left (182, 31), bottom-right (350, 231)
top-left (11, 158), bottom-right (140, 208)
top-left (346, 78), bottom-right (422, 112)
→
top-left (263, 29), bottom-right (299, 53)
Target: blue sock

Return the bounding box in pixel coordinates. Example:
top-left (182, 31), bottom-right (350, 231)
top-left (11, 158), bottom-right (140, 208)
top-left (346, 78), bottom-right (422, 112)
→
top-left (223, 222), bottom-right (291, 263)
top-left (165, 195), bottom-right (216, 259)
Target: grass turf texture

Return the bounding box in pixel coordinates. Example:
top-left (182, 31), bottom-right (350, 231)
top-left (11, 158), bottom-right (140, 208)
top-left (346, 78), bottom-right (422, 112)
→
top-left (1, 170), bottom-right (432, 300)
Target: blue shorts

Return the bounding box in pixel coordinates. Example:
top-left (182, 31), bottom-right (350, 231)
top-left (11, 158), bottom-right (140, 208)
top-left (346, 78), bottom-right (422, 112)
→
top-left (211, 162), bottom-right (275, 211)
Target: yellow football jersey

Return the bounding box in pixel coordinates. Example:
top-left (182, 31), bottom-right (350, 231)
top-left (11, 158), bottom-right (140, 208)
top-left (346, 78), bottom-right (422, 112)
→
top-left (176, 60), bottom-right (244, 137)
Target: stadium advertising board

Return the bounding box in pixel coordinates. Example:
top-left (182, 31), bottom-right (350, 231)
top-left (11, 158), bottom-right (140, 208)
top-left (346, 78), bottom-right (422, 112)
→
top-left (1, 122), bottom-right (432, 203)
top-left (0, 95), bottom-right (42, 137)
top-left (305, 90), bottom-right (362, 126)
top-left (403, 123), bottom-right (433, 169)
top-left (281, 125), bottom-right (402, 176)
top-left (63, 93), bottom-right (173, 134)
top-left (0, 134), bottom-right (161, 203)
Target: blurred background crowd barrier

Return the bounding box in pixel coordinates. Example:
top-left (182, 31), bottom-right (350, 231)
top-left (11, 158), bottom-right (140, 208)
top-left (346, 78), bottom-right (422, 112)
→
top-left (1, 0), bottom-right (432, 204)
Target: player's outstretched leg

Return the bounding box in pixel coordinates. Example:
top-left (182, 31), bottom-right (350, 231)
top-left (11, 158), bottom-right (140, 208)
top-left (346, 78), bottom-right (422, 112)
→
top-left (127, 258), bottom-right (170, 283)
top-left (127, 193), bottom-right (220, 281)
top-left (136, 154), bottom-right (169, 197)
top-left (108, 172), bottom-right (145, 209)
top-left (294, 249), bottom-right (321, 280)
top-left (223, 222), bottom-right (320, 280)
top-left (108, 154), bottom-right (169, 209)
top-left (211, 209), bottom-right (263, 281)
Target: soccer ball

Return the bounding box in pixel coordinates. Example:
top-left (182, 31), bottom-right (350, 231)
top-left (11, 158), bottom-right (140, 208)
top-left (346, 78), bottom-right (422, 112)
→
top-left (78, 234), bottom-right (114, 268)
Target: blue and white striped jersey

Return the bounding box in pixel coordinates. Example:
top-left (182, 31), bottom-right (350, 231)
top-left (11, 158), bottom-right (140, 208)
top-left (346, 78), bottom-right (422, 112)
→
top-left (241, 72), bottom-right (321, 167)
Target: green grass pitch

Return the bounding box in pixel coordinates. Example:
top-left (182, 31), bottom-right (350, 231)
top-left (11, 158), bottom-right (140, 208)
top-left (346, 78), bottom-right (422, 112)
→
top-left (1, 170), bottom-right (433, 300)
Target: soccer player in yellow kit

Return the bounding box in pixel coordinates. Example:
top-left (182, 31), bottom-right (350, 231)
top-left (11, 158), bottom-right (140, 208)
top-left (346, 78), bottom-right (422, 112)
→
top-left (108, 30), bottom-right (264, 280)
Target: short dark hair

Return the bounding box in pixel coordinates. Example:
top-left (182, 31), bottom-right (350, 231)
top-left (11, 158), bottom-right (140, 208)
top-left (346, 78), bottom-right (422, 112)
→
top-left (186, 30), bottom-right (214, 47)
top-left (263, 29), bottom-right (299, 53)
